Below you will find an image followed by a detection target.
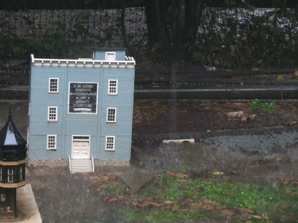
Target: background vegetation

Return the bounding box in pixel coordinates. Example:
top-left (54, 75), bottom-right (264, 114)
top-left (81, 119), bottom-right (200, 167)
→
top-left (0, 0), bottom-right (297, 69)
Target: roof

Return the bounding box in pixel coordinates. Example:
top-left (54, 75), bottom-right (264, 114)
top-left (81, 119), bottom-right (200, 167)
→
top-left (0, 111), bottom-right (27, 146)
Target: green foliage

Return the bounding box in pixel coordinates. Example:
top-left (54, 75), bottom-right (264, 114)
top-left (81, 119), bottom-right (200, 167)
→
top-left (194, 7), bottom-right (298, 68)
top-left (249, 99), bottom-right (261, 110)
top-left (262, 101), bottom-right (276, 114)
top-left (0, 7), bottom-right (297, 68)
top-left (249, 99), bottom-right (276, 115)
top-left (121, 172), bottom-right (298, 222)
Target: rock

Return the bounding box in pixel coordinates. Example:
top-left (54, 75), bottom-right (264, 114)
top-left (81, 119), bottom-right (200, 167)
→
top-left (287, 147), bottom-right (298, 162)
top-left (118, 168), bottom-right (153, 193)
top-left (227, 111), bottom-right (243, 118)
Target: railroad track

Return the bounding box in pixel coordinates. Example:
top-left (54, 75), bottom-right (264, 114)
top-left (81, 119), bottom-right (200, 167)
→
top-left (0, 67), bottom-right (297, 100)
top-left (1, 66), bottom-right (297, 151)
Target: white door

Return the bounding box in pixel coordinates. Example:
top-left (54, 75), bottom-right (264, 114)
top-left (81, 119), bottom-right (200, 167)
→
top-left (72, 136), bottom-right (90, 159)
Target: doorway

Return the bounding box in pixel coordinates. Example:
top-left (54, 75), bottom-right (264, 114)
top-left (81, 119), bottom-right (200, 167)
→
top-left (71, 136), bottom-right (90, 159)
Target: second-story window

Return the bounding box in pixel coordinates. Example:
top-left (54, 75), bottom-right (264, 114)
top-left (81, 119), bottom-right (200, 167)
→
top-left (108, 79), bottom-right (118, 95)
top-left (106, 107), bottom-right (117, 122)
top-left (49, 78), bottom-right (59, 93)
top-left (48, 106), bottom-right (58, 122)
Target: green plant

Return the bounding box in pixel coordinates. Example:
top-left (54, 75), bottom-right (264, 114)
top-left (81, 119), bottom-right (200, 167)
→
top-left (261, 101), bottom-right (276, 115)
top-left (249, 99), bottom-right (276, 115)
top-left (180, 165), bottom-right (193, 173)
top-left (249, 99), bottom-right (261, 110)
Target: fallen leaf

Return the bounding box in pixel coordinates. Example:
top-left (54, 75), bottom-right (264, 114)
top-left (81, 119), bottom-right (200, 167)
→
top-left (189, 202), bottom-right (202, 209)
top-left (239, 207), bottom-right (254, 214)
top-left (220, 208), bottom-right (235, 218)
top-left (164, 200), bottom-right (174, 204)
top-left (212, 171), bottom-right (224, 175)
top-left (211, 170), bottom-right (224, 175)
top-left (172, 203), bottom-right (179, 212)
top-left (147, 201), bottom-right (162, 207)
top-left (167, 171), bottom-right (187, 178)
top-left (280, 203), bottom-right (291, 209)
top-left (251, 214), bottom-right (262, 219)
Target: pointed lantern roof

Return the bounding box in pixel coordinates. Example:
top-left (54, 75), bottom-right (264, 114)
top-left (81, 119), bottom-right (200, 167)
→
top-left (0, 109), bottom-right (27, 146)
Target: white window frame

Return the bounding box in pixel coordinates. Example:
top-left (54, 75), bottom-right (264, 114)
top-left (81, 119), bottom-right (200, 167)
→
top-left (47, 135), bottom-right (57, 150)
top-left (49, 78), bottom-right (59, 93)
top-left (105, 136), bottom-right (115, 151)
top-left (105, 52), bottom-right (116, 61)
top-left (106, 107), bottom-right (117, 122)
top-left (108, 79), bottom-right (118, 95)
top-left (48, 106), bottom-right (58, 122)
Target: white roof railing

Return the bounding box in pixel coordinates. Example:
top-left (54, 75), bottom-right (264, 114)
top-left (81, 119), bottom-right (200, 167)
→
top-left (31, 54), bottom-right (135, 68)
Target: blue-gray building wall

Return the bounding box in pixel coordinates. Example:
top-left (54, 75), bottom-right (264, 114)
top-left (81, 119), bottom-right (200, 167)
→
top-left (28, 50), bottom-right (135, 161)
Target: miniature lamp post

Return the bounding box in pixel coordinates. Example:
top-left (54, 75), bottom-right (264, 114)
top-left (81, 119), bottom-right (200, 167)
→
top-left (0, 109), bottom-right (27, 218)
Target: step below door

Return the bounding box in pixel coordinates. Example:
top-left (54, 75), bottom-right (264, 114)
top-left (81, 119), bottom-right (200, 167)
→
top-left (71, 135), bottom-right (90, 159)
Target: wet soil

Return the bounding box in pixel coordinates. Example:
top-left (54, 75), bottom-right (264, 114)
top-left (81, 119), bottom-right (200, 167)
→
top-left (1, 100), bottom-right (298, 222)
top-left (133, 100), bottom-right (298, 134)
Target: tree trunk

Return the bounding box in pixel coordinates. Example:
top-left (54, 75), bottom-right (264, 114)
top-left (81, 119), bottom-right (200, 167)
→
top-left (144, 0), bottom-right (205, 62)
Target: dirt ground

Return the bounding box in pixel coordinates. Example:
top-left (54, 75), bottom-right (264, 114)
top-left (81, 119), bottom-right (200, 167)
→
top-left (133, 100), bottom-right (298, 134)
top-left (1, 100), bottom-right (298, 222)
top-left (132, 99), bottom-right (298, 185)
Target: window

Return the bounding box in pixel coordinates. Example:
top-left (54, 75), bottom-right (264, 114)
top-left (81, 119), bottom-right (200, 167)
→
top-left (105, 52), bottom-right (116, 61)
top-left (49, 78), bottom-right (59, 93)
top-left (106, 108), bottom-right (117, 122)
top-left (47, 135), bottom-right (57, 150)
top-left (19, 167), bottom-right (23, 181)
top-left (7, 169), bottom-right (13, 183)
top-left (108, 79), bottom-right (118, 95)
top-left (105, 136), bottom-right (115, 151)
top-left (48, 106), bottom-right (58, 122)
top-left (0, 168), bottom-right (2, 182)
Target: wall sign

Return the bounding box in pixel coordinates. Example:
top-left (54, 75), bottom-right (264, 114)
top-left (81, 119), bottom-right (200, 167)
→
top-left (69, 82), bottom-right (98, 113)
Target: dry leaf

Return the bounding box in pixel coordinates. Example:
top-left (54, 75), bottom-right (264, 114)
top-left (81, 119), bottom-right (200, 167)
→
top-left (189, 202), bottom-right (202, 209)
top-left (280, 203), bottom-right (291, 209)
top-left (211, 169), bottom-right (224, 175)
top-left (167, 171), bottom-right (187, 178)
top-left (220, 208), bottom-right (235, 218)
top-left (147, 201), bottom-right (162, 207)
top-left (212, 171), bottom-right (224, 175)
top-left (164, 200), bottom-right (174, 204)
top-left (172, 203), bottom-right (179, 212)
top-left (251, 214), bottom-right (262, 219)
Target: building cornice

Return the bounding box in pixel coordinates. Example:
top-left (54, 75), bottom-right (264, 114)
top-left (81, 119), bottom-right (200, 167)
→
top-left (31, 54), bottom-right (135, 68)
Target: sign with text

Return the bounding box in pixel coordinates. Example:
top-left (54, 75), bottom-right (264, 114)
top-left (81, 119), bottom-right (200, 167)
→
top-left (69, 82), bottom-right (98, 113)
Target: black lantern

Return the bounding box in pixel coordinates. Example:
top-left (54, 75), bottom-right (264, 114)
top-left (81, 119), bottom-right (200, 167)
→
top-left (0, 109), bottom-right (27, 218)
